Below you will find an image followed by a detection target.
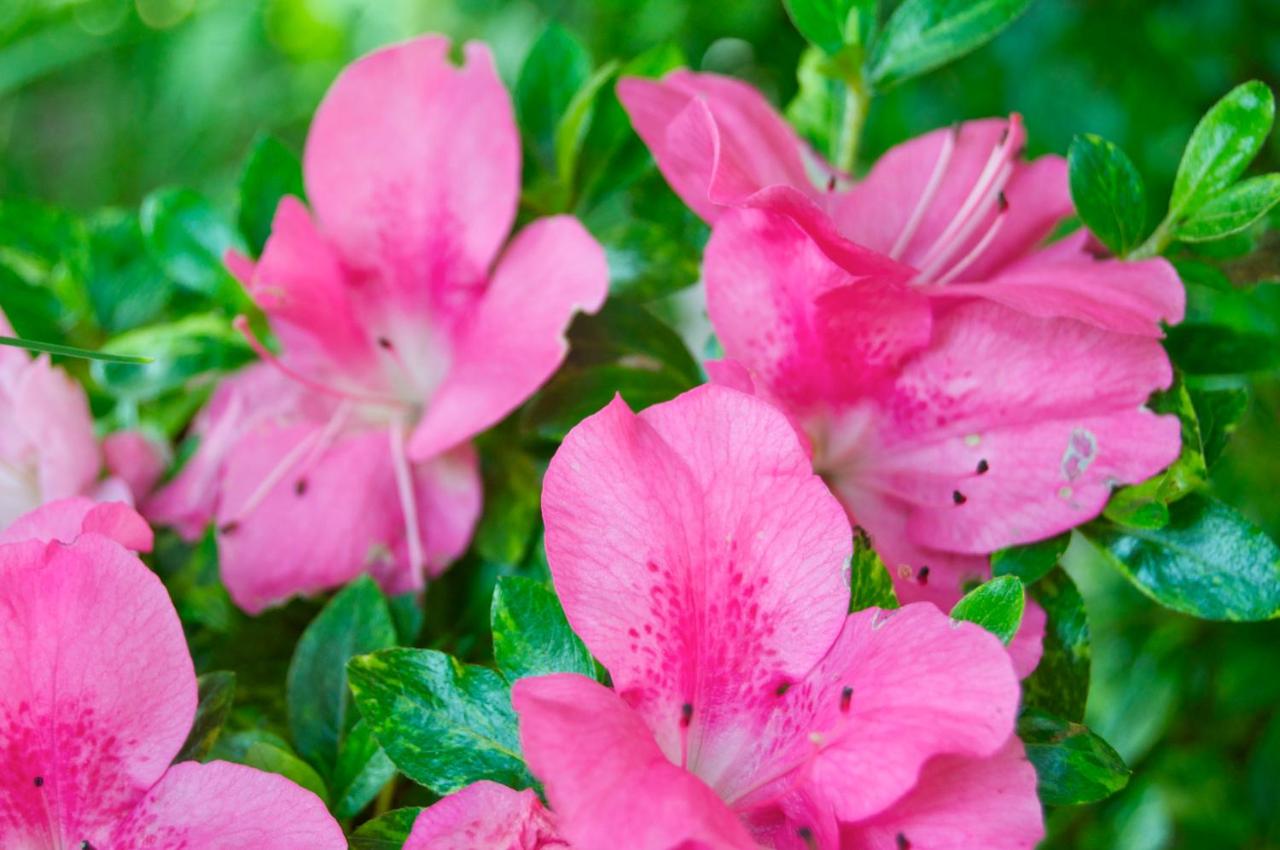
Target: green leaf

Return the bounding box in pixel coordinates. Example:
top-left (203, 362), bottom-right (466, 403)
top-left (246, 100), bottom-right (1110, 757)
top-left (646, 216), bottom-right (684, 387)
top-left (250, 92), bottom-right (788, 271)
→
top-left (140, 187), bottom-right (247, 303)
top-left (85, 209), bottom-right (173, 333)
top-left (0, 335), bottom-right (151, 364)
top-left (516, 24), bottom-right (592, 175)
top-left (950, 575), bottom-right (1024, 643)
top-left (174, 671), bottom-right (236, 763)
top-left (991, 532), bottom-right (1071, 584)
top-left (1169, 81), bottom-right (1275, 222)
top-left (784, 0), bottom-right (877, 54)
top-left (1019, 708), bottom-right (1130, 806)
top-left (0, 200), bottom-right (91, 342)
top-left (1085, 494), bottom-right (1280, 621)
top-left (348, 648), bottom-right (532, 795)
top-left (847, 528), bottom-right (900, 612)
top-left (1165, 324), bottom-right (1280, 375)
top-left (491, 576), bottom-right (595, 683)
top-left (524, 364), bottom-right (693, 442)
top-left (330, 719), bottom-right (397, 820)
top-left (349, 808), bottom-right (423, 850)
top-left (868, 0), bottom-right (1033, 90)
top-left (554, 60), bottom-right (620, 193)
top-left (598, 217), bottom-right (704, 302)
top-left (1068, 134), bottom-right (1148, 256)
top-left (473, 441), bottom-right (542, 565)
top-left (238, 134), bottom-right (305, 256)
top-left (1022, 569), bottom-right (1091, 721)
top-left (1174, 173), bottom-right (1280, 242)
top-left (242, 740), bottom-right (329, 802)
top-left (1188, 386), bottom-right (1248, 467)
top-left (90, 313), bottom-right (255, 400)
top-left (287, 576), bottom-right (397, 779)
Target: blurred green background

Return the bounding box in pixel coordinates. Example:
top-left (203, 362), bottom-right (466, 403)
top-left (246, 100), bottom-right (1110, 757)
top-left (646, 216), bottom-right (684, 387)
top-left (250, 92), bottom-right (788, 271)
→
top-left (2, 1), bottom-right (1278, 847)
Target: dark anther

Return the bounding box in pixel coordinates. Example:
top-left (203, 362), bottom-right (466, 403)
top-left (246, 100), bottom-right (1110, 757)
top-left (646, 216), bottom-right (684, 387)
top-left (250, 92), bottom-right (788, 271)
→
top-left (798, 826), bottom-right (817, 849)
top-left (917, 566), bottom-right (930, 586)
top-left (775, 681), bottom-right (791, 697)
top-left (976, 459), bottom-right (990, 475)
top-left (81, 843), bottom-right (95, 850)
top-left (826, 175), bottom-right (837, 192)
top-left (997, 191), bottom-right (1009, 212)
top-left (377, 336), bottom-right (393, 350)
top-left (999, 126), bottom-right (1010, 145)
top-left (680, 702), bottom-right (693, 727)
top-left (219, 520), bottom-right (240, 535)
top-left (952, 490), bottom-right (967, 505)
top-left (840, 686), bottom-right (853, 713)
top-left (896, 834), bottom-right (911, 850)
top-left (33, 776), bottom-right (43, 787)
top-left (950, 121), bottom-right (962, 138)
top-left (295, 478), bottom-right (309, 496)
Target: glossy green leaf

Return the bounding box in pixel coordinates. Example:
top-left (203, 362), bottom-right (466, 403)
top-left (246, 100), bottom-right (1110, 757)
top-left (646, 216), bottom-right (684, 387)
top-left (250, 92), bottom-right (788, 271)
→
top-left (348, 648), bottom-right (532, 795)
top-left (555, 60), bottom-right (619, 190)
top-left (524, 363), bottom-right (693, 442)
top-left (1086, 494), bottom-right (1280, 621)
top-left (330, 718), bottom-right (397, 820)
top-left (784, 0), bottom-right (876, 54)
top-left (0, 199), bottom-right (91, 341)
top-left (473, 442), bottom-right (542, 566)
top-left (949, 575), bottom-right (1025, 644)
top-left (287, 576), bottom-right (397, 778)
top-left (1165, 324), bottom-right (1280, 375)
top-left (1174, 174), bottom-right (1280, 242)
top-left (847, 528), bottom-right (900, 612)
top-left (85, 209), bottom-right (173, 333)
top-left (1022, 569), bottom-right (1091, 721)
top-left (868, 0), bottom-right (1033, 90)
top-left (90, 313), bottom-right (255, 400)
top-left (349, 808), bottom-right (423, 850)
top-left (140, 187), bottom-right (246, 302)
top-left (491, 576), bottom-right (595, 683)
top-left (1068, 134), bottom-right (1148, 256)
top-left (242, 739), bottom-right (329, 802)
top-left (238, 134), bottom-right (305, 256)
top-left (0, 335), bottom-right (150, 364)
top-left (598, 217), bottom-right (704, 302)
top-left (1188, 386), bottom-right (1249, 467)
top-left (516, 24), bottom-right (592, 174)
top-left (174, 671), bottom-right (236, 763)
top-left (1019, 708), bottom-right (1130, 806)
top-left (1169, 81), bottom-right (1275, 222)
top-left (992, 532), bottom-right (1071, 584)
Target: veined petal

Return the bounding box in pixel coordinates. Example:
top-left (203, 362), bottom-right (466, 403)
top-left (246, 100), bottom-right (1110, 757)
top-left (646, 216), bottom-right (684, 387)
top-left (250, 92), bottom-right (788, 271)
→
top-left (0, 497), bottom-right (153, 552)
top-left (406, 781), bottom-right (559, 850)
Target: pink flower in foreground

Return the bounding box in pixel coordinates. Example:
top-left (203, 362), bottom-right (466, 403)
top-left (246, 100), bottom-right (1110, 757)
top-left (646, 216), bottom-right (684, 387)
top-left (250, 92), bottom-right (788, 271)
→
top-left (148, 35), bottom-right (609, 612)
top-left (0, 499), bottom-right (345, 849)
top-left (415, 386), bottom-right (1043, 849)
top-left (702, 210), bottom-right (1180, 671)
top-left (618, 70), bottom-right (1184, 336)
top-left (0, 309), bottom-right (161, 529)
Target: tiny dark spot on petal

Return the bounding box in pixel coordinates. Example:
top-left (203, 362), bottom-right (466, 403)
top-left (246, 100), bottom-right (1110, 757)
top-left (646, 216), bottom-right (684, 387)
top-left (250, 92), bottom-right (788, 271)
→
top-left (219, 520), bottom-right (240, 535)
top-left (896, 834), bottom-right (912, 850)
top-left (798, 826), bottom-right (816, 849)
top-left (976, 458), bottom-right (989, 474)
top-left (840, 686), bottom-right (853, 713)
top-left (917, 566), bottom-right (931, 586)
top-left (952, 490), bottom-right (967, 505)
top-left (998, 191), bottom-right (1009, 212)
top-left (294, 478), bottom-right (308, 496)
top-left (680, 702), bottom-right (693, 728)
top-left (826, 175), bottom-right (837, 192)
top-left (377, 336), bottom-right (393, 350)
top-left (775, 681), bottom-right (791, 697)
top-left (33, 776), bottom-right (43, 787)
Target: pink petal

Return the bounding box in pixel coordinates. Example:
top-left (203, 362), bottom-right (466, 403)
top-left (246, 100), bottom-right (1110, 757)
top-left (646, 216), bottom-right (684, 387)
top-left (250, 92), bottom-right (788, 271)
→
top-left (936, 233), bottom-right (1186, 336)
top-left (618, 71), bottom-right (815, 223)
top-left (840, 739), bottom-right (1044, 850)
top-left (0, 534), bottom-right (195, 848)
top-left (704, 209), bottom-right (930, 414)
top-left (111, 760), bottom-right (345, 849)
top-left (739, 604), bottom-right (1020, 822)
top-left (0, 497), bottom-right (153, 552)
top-left (541, 386), bottom-right (852, 776)
top-left (406, 781), bottom-right (558, 850)
top-left (512, 674), bottom-right (759, 850)
top-left (408, 215), bottom-right (608, 460)
top-left (305, 36), bottom-right (519, 324)
top-left (103, 430), bottom-right (170, 500)
top-left (415, 443), bottom-right (484, 581)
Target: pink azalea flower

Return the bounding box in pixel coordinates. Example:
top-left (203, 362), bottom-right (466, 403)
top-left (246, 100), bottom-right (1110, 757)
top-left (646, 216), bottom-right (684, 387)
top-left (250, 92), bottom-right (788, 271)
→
top-left (420, 386), bottom-right (1043, 849)
top-left (701, 209), bottom-right (1180, 671)
top-left (618, 70), bottom-right (1184, 336)
top-left (148, 35), bottom-right (609, 613)
top-left (0, 309), bottom-right (159, 529)
top-left (405, 781), bottom-right (562, 849)
top-left (0, 499), bottom-right (345, 848)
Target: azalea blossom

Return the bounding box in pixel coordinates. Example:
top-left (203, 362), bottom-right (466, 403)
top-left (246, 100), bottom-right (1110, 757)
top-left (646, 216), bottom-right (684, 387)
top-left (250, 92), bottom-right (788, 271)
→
top-left (416, 386), bottom-right (1042, 849)
top-left (148, 35), bottom-right (609, 612)
top-left (0, 309), bottom-right (161, 529)
top-left (0, 498), bottom-right (345, 848)
top-left (618, 70), bottom-right (1184, 336)
top-left (405, 780), bottom-right (562, 849)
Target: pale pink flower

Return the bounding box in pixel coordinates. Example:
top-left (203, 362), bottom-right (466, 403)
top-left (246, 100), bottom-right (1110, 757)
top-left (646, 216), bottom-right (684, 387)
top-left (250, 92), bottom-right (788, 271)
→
top-left (0, 499), bottom-right (345, 848)
top-left (418, 386), bottom-right (1041, 849)
top-left (405, 781), bottom-right (562, 850)
top-left (148, 35), bottom-right (609, 612)
top-left (0, 310), bottom-right (160, 529)
top-left (618, 71), bottom-right (1184, 336)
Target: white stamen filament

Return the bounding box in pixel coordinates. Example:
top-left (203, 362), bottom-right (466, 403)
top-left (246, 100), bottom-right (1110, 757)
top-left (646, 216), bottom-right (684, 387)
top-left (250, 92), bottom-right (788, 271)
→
top-left (221, 426), bottom-right (327, 528)
top-left (913, 161), bottom-right (1013, 285)
top-left (389, 417), bottom-right (426, 581)
top-left (889, 129), bottom-right (957, 261)
top-left (932, 198), bottom-right (1010, 286)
